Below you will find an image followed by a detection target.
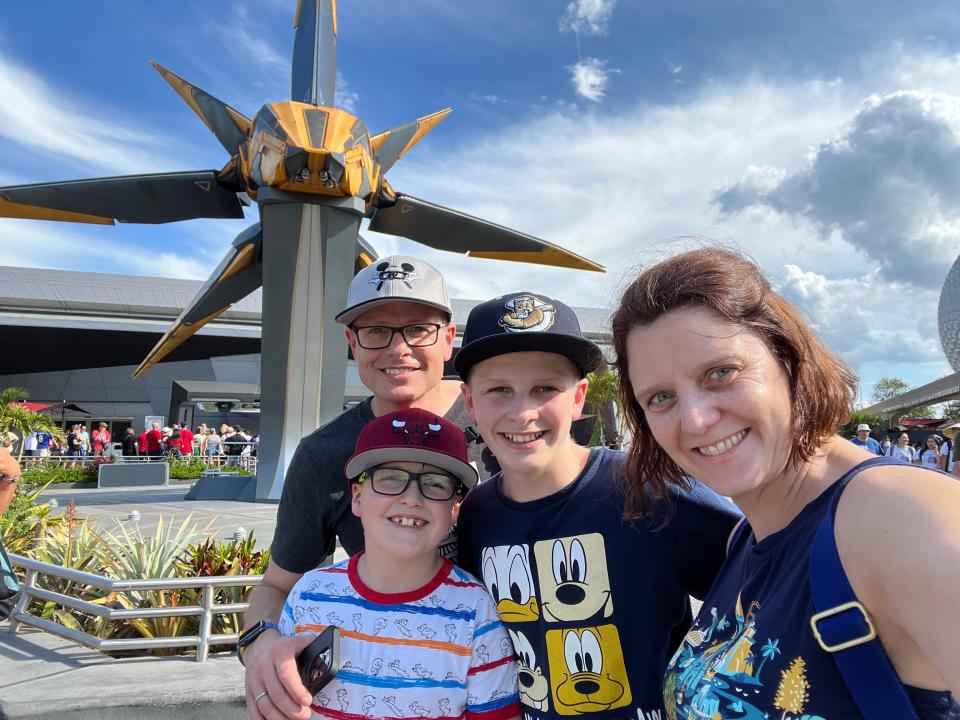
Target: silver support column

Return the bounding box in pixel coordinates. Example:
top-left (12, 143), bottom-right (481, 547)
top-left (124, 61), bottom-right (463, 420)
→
top-left (251, 191), bottom-right (362, 500)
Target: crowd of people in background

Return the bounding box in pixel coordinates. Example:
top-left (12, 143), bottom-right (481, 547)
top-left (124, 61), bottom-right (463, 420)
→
top-left (11, 421), bottom-right (259, 468)
top-left (851, 421), bottom-right (959, 473)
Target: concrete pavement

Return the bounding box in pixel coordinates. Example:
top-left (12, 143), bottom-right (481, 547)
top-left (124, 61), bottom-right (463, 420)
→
top-left (0, 628), bottom-right (246, 719)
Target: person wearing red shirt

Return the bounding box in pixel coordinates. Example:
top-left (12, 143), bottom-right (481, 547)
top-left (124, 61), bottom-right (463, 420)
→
top-left (137, 430), bottom-right (148, 455)
top-left (178, 426), bottom-right (194, 456)
top-left (91, 423), bottom-right (111, 456)
top-left (145, 423), bottom-right (163, 456)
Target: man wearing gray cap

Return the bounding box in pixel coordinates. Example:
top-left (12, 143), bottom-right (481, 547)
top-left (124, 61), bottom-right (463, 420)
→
top-left (239, 255), bottom-right (497, 720)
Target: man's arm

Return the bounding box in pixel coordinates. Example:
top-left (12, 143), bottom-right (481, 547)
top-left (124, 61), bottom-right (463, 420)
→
top-left (243, 429), bottom-right (352, 720)
top-left (242, 561), bottom-right (316, 720)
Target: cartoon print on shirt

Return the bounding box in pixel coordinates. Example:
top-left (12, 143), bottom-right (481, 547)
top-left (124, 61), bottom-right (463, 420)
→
top-left (336, 688), bottom-right (349, 711)
top-left (444, 623), bottom-right (457, 642)
top-left (417, 623), bottom-right (437, 639)
top-left (510, 629), bottom-right (550, 712)
top-left (388, 658), bottom-right (410, 677)
top-left (382, 696), bottom-right (404, 716)
top-left (481, 544), bottom-right (539, 621)
top-left (438, 697), bottom-right (451, 716)
top-left (544, 625), bottom-right (632, 715)
top-left (533, 534), bottom-right (613, 623)
top-left (409, 700), bottom-right (430, 717)
top-left (395, 618), bottom-right (413, 637)
top-left (662, 594), bottom-right (818, 720)
top-left (352, 612), bottom-right (363, 632)
top-left (361, 695), bottom-right (377, 716)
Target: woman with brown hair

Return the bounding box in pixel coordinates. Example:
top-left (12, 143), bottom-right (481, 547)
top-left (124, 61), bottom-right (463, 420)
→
top-left (612, 246), bottom-right (960, 718)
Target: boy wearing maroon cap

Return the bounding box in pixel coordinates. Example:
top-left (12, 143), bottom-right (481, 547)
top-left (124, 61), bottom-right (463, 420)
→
top-left (263, 409), bottom-right (520, 720)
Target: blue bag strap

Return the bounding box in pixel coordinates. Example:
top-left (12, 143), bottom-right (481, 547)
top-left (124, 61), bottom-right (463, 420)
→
top-left (808, 457), bottom-right (919, 719)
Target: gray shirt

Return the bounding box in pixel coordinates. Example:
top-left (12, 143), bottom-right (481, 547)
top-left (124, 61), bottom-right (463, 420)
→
top-left (270, 395), bottom-right (498, 573)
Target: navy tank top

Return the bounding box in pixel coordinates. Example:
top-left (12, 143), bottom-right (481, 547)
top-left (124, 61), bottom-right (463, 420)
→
top-left (663, 458), bottom-right (959, 719)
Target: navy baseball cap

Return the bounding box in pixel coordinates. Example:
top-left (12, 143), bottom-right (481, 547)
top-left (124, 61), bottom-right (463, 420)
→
top-left (454, 292), bottom-right (604, 379)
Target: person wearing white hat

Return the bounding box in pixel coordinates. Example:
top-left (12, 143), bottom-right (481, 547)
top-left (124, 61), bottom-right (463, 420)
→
top-left (240, 256), bottom-right (500, 720)
top-left (941, 423), bottom-right (960, 473)
top-left (849, 422), bottom-right (882, 455)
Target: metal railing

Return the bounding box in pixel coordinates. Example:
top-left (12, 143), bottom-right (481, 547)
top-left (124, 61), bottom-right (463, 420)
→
top-left (20, 453), bottom-right (258, 473)
top-left (7, 553), bottom-right (262, 662)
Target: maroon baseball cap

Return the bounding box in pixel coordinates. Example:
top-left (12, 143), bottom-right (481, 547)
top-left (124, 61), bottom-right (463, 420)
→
top-left (344, 408), bottom-right (479, 488)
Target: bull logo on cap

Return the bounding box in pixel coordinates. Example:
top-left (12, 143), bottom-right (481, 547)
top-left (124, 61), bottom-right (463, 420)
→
top-left (499, 294), bottom-right (556, 333)
top-left (370, 260), bottom-right (418, 291)
top-left (391, 416), bottom-right (443, 446)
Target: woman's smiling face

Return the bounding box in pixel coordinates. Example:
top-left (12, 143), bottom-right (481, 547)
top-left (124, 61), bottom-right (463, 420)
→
top-left (624, 305), bottom-right (794, 502)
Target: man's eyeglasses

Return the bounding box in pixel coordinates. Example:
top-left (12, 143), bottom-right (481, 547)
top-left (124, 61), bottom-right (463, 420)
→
top-left (350, 323), bottom-right (446, 349)
top-left (358, 466), bottom-right (462, 501)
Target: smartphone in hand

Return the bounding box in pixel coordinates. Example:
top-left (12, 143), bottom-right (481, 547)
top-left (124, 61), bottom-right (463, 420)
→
top-left (296, 625), bottom-right (340, 696)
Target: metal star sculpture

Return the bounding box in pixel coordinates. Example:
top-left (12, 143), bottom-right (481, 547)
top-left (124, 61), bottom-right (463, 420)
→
top-left (0, 0), bottom-right (604, 499)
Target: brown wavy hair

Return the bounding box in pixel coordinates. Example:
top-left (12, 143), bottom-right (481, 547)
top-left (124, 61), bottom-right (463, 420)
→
top-left (611, 246), bottom-right (857, 517)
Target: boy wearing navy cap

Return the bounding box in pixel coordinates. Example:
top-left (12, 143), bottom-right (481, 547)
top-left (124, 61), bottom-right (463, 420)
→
top-left (276, 408), bottom-right (520, 720)
top-left (454, 292), bottom-right (740, 720)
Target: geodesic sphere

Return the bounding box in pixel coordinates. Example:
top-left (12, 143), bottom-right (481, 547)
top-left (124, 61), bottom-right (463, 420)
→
top-left (938, 255), bottom-right (960, 372)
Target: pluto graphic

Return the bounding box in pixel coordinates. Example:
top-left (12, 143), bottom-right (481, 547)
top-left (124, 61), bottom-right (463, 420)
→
top-left (545, 625), bottom-right (632, 715)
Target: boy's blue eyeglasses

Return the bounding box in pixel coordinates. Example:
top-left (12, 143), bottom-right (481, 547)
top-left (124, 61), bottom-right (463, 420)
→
top-left (358, 466), bottom-right (462, 501)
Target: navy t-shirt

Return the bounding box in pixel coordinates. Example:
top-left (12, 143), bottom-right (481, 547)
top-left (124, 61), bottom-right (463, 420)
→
top-left (457, 447), bottom-right (741, 720)
top-left (663, 459), bottom-right (960, 719)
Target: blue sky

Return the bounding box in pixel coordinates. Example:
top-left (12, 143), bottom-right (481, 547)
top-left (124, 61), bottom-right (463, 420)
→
top-left (3, 0), bottom-right (960, 403)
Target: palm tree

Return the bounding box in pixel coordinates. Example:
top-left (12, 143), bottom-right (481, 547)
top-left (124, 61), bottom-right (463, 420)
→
top-left (755, 637), bottom-right (781, 682)
top-left (586, 370), bottom-right (621, 447)
top-left (0, 387), bottom-right (64, 461)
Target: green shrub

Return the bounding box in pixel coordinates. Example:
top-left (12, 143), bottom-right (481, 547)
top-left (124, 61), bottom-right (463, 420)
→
top-left (1, 481), bottom-right (65, 555)
top-left (21, 464), bottom-right (96, 485)
top-left (167, 455), bottom-right (251, 479)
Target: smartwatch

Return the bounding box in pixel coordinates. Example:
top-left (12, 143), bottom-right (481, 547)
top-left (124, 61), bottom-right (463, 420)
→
top-left (238, 620), bottom-right (280, 665)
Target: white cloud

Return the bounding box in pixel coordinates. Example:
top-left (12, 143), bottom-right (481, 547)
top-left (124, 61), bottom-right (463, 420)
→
top-left (559, 0), bottom-right (617, 36)
top-left (0, 220), bottom-right (210, 280)
top-left (714, 90), bottom-right (960, 287)
top-left (335, 71), bottom-right (360, 114)
top-left (777, 265), bottom-right (943, 366)
top-left (217, 6), bottom-right (287, 73)
top-left (568, 58), bottom-right (615, 102)
top-left (0, 53), bottom-right (174, 177)
top-left (470, 93), bottom-right (502, 105)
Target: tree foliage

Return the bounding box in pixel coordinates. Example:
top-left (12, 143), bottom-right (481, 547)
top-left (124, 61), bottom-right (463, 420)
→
top-left (586, 369), bottom-right (621, 447)
top-left (0, 386), bottom-right (65, 461)
top-left (869, 376), bottom-right (934, 419)
top-left (773, 656), bottom-right (810, 715)
top-left (838, 410), bottom-right (886, 440)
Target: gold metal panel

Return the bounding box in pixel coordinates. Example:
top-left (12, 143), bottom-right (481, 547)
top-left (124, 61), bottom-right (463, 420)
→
top-left (469, 249), bottom-right (605, 272)
top-left (0, 198), bottom-right (114, 225)
top-left (132, 308), bottom-right (227, 379)
top-left (219, 243), bottom-right (257, 282)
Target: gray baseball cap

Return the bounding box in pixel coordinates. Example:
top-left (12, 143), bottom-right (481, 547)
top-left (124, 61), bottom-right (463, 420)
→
top-left (335, 255), bottom-right (453, 325)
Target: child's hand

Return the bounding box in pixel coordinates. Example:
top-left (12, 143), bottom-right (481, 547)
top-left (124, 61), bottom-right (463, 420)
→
top-left (244, 631), bottom-right (316, 720)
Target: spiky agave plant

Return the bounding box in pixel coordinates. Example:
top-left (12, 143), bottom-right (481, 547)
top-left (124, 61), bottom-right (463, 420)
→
top-left (96, 514), bottom-right (212, 652)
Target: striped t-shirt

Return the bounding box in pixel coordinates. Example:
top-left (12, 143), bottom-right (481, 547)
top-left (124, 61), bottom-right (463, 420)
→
top-left (280, 554), bottom-right (521, 720)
